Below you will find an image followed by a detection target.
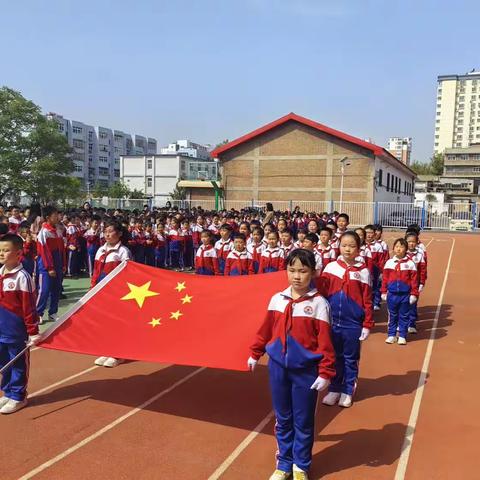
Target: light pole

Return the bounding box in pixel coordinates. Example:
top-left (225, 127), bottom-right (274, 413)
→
top-left (339, 156), bottom-right (351, 212)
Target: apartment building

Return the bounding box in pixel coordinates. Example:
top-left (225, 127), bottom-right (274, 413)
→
top-left (160, 139), bottom-right (211, 160)
top-left (434, 70), bottom-right (480, 154)
top-left (387, 137), bottom-right (412, 165)
top-left (47, 113), bottom-right (157, 190)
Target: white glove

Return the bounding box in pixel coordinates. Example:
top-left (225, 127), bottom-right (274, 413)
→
top-left (27, 334), bottom-right (43, 347)
top-left (310, 376), bottom-right (330, 391)
top-left (247, 356), bottom-right (258, 372)
top-left (381, 293), bottom-right (387, 301)
top-left (409, 295), bottom-right (417, 305)
top-left (419, 284), bottom-right (424, 292)
top-left (359, 328), bottom-right (370, 341)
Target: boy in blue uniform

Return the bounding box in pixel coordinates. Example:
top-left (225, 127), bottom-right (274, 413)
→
top-left (0, 234), bottom-right (41, 414)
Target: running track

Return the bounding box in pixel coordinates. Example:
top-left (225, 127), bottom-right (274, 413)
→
top-left (1, 232), bottom-right (478, 479)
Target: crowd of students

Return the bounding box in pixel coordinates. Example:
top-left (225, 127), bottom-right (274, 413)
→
top-left (0, 202), bottom-right (428, 479)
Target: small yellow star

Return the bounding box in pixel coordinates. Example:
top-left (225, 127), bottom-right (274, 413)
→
top-left (148, 318), bottom-right (162, 328)
top-left (170, 310), bottom-right (183, 320)
top-left (121, 281), bottom-right (160, 308)
top-left (175, 281), bottom-right (186, 293)
top-left (181, 294), bottom-right (193, 304)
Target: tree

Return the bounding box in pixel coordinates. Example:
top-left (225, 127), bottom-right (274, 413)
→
top-left (129, 188), bottom-right (145, 199)
top-left (91, 182), bottom-right (109, 198)
top-left (214, 139), bottom-right (229, 149)
top-left (410, 153), bottom-right (444, 176)
top-left (431, 153), bottom-right (444, 176)
top-left (108, 180), bottom-right (131, 199)
top-left (169, 182), bottom-right (187, 200)
top-left (0, 86), bottom-right (73, 203)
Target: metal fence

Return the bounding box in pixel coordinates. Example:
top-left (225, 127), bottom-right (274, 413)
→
top-left (89, 198), bottom-right (479, 231)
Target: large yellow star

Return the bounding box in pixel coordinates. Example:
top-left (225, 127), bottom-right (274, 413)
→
top-left (121, 281), bottom-right (160, 308)
top-left (148, 318), bottom-right (162, 328)
top-left (181, 294), bottom-right (193, 304)
top-left (170, 310), bottom-right (183, 320)
top-left (175, 282), bottom-right (186, 293)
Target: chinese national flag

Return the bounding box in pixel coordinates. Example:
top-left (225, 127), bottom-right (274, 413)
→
top-left (39, 262), bottom-right (288, 371)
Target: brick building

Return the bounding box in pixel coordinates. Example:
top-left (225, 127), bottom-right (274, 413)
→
top-left (210, 113), bottom-right (415, 204)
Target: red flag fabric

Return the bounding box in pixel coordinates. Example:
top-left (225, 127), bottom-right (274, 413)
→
top-left (39, 261), bottom-right (288, 371)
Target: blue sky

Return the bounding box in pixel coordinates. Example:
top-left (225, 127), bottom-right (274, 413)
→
top-left (1, 0), bottom-right (479, 162)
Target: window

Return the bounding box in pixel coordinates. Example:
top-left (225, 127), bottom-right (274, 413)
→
top-left (99, 145), bottom-right (109, 152)
top-left (473, 167), bottom-right (480, 173)
top-left (99, 156), bottom-right (108, 163)
top-left (88, 131), bottom-right (94, 140)
top-left (378, 169), bottom-right (383, 186)
top-left (74, 164), bottom-right (83, 172)
top-left (147, 159), bottom-right (153, 169)
top-left (99, 131), bottom-right (108, 139)
top-left (459, 104), bottom-right (465, 109)
top-left (57, 123), bottom-right (64, 132)
top-left (98, 167), bottom-right (109, 176)
top-left (72, 126), bottom-right (83, 134)
top-left (114, 169), bottom-right (120, 177)
top-left (147, 177), bottom-right (152, 187)
top-left (73, 139), bottom-right (84, 149)
top-left (387, 172), bottom-right (390, 191)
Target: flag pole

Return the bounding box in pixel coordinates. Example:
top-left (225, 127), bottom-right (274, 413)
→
top-left (0, 262), bottom-right (129, 377)
top-left (0, 345), bottom-right (30, 376)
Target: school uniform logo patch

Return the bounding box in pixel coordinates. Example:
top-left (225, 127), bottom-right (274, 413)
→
top-left (7, 282), bottom-right (15, 289)
top-left (303, 306), bottom-right (313, 315)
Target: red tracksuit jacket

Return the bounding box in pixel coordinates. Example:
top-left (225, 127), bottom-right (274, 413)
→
top-left (381, 256), bottom-right (419, 296)
top-left (250, 287), bottom-right (336, 378)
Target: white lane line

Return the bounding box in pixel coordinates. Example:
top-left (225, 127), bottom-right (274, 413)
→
top-left (29, 366), bottom-right (99, 398)
top-left (208, 410), bottom-right (275, 480)
top-left (19, 367), bottom-right (205, 480)
top-left (394, 238), bottom-right (456, 480)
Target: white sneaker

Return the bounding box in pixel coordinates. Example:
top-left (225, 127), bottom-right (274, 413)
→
top-left (385, 336), bottom-right (396, 344)
top-left (0, 396), bottom-right (10, 408)
top-left (269, 469), bottom-right (291, 480)
top-left (103, 357), bottom-right (124, 368)
top-left (38, 315), bottom-right (45, 325)
top-left (293, 464), bottom-right (309, 480)
top-left (94, 356), bottom-right (108, 366)
top-left (397, 337), bottom-right (407, 345)
top-left (0, 398), bottom-right (28, 414)
top-left (373, 305), bottom-right (381, 311)
top-left (49, 314), bottom-right (60, 322)
top-left (338, 393), bottom-right (353, 408)
top-left (408, 327), bottom-right (418, 334)
top-left (322, 391), bottom-right (341, 406)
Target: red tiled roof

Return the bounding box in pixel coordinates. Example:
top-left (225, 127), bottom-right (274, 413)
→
top-left (211, 112), bottom-right (393, 161)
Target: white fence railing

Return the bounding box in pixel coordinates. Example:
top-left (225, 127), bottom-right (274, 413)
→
top-left (89, 198), bottom-right (479, 231)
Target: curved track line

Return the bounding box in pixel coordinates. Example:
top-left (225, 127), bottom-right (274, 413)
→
top-left (18, 367), bottom-right (205, 480)
top-left (208, 410), bottom-right (275, 480)
top-left (394, 238), bottom-right (456, 480)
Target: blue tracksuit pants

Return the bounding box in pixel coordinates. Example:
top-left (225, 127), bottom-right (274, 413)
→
top-left (372, 267), bottom-right (381, 308)
top-left (67, 249), bottom-right (81, 276)
top-left (36, 258), bottom-right (62, 317)
top-left (87, 246), bottom-right (98, 277)
top-left (155, 248), bottom-right (166, 268)
top-left (0, 341), bottom-right (30, 401)
top-left (329, 324), bottom-right (362, 395)
top-left (409, 302), bottom-right (418, 329)
top-left (268, 359), bottom-right (318, 473)
top-left (387, 293), bottom-right (410, 338)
